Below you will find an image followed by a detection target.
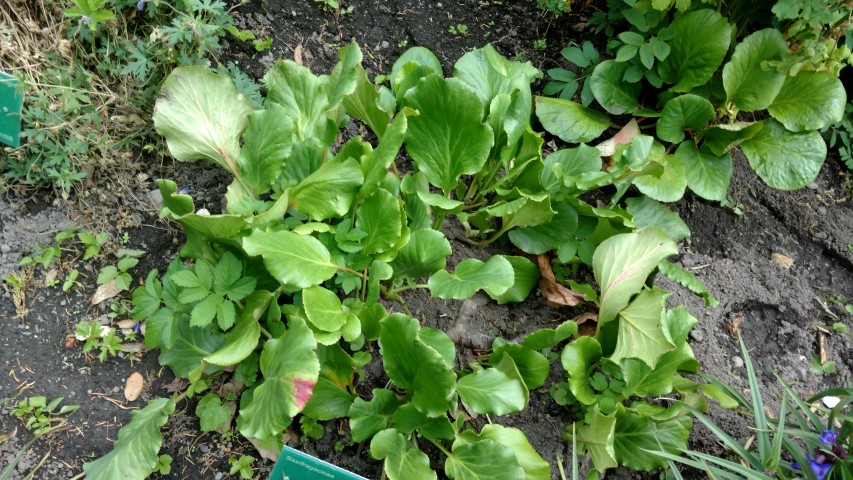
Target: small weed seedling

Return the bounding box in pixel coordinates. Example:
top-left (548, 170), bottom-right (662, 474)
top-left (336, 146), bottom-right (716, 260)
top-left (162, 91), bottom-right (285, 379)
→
top-left (449, 23), bottom-right (469, 36)
top-left (97, 248), bottom-right (145, 292)
top-left (544, 40), bottom-right (600, 104)
top-left (228, 455), bottom-right (256, 479)
top-left (77, 231), bottom-right (109, 260)
top-left (74, 321), bottom-right (123, 362)
top-left (11, 396), bottom-right (79, 436)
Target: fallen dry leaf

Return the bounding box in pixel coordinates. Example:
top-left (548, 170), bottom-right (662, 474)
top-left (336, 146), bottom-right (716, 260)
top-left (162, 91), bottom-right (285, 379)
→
top-left (572, 312), bottom-right (598, 326)
top-left (294, 43), bottom-right (303, 65)
top-left (116, 319), bottom-right (136, 330)
top-left (90, 279), bottom-right (122, 305)
top-left (162, 377), bottom-right (188, 394)
top-left (124, 372), bottom-right (144, 402)
top-left (771, 253), bottom-right (794, 269)
top-left (536, 255), bottom-right (586, 308)
top-left (595, 119), bottom-right (640, 157)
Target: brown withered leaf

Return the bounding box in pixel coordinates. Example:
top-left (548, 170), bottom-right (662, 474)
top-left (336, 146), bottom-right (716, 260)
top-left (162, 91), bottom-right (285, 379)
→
top-left (536, 255), bottom-right (586, 308)
top-left (162, 377), bottom-right (188, 394)
top-left (294, 44), bottom-right (304, 65)
top-left (90, 279), bottom-right (122, 305)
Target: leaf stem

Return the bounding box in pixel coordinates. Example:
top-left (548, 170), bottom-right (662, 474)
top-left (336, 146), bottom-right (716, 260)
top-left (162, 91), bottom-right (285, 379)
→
top-left (429, 438), bottom-right (453, 458)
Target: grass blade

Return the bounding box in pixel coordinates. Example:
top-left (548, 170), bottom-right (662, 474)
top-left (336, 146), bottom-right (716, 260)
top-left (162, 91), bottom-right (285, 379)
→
top-left (684, 404), bottom-right (761, 467)
top-left (739, 335), bottom-right (770, 462)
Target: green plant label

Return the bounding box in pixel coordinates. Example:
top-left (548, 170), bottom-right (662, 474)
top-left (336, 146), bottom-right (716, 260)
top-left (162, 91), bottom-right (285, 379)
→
top-left (0, 72), bottom-right (23, 148)
top-left (270, 446), bottom-right (367, 480)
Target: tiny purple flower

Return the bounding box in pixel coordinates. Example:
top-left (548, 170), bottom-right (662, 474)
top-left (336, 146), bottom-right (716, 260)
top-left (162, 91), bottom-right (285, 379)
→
top-left (808, 454), bottom-right (833, 480)
top-left (178, 187), bottom-right (193, 194)
top-left (820, 430), bottom-right (838, 445)
top-left (79, 14), bottom-right (92, 26)
top-left (137, 0), bottom-right (145, 11)
top-left (133, 322), bottom-right (141, 334)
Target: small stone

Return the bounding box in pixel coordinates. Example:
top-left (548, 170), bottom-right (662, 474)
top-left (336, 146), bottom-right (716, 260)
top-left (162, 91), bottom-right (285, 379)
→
top-left (817, 206), bottom-right (827, 216)
top-left (807, 182), bottom-right (819, 190)
top-left (199, 445), bottom-right (209, 453)
top-left (689, 329), bottom-right (704, 342)
top-left (214, 473), bottom-right (223, 480)
top-left (148, 189), bottom-right (163, 208)
top-left (0, 244), bottom-right (10, 253)
top-left (380, 40), bottom-right (389, 49)
top-left (733, 356), bottom-right (744, 368)
top-left (815, 231), bottom-right (828, 240)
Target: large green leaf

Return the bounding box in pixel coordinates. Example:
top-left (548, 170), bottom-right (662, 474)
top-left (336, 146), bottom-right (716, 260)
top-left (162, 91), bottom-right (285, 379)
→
top-left (343, 64), bottom-right (391, 138)
top-left (428, 255), bottom-right (514, 300)
top-left (237, 317), bottom-right (319, 440)
top-left (509, 202), bottom-right (579, 254)
top-left (391, 47), bottom-right (444, 93)
top-left (486, 255), bottom-right (540, 304)
top-left (702, 121), bottom-right (764, 156)
top-left (656, 95), bottom-right (714, 143)
top-left (457, 368), bottom-right (526, 415)
top-left (590, 60), bottom-right (641, 115)
top-left (633, 154), bottom-right (687, 202)
top-left (593, 229), bottom-right (677, 325)
top-left (391, 403), bottom-right (455, 442)
top-left (404, 75), bottom-right (494, 193)
top-left (625, 196), bottom-right (690, 243)
top-left (740, 119), bottom-right (826, 190)
top-left (242, 230), bottom-right (337, 289)
top-left (153, 66), bottom-right (253, 172)
top-left (560, 336), bottom-right (602, 405)
top-left (357, 188), bottom-right (404, 255)
top-left (490, 343), bottom-right (549, 390)
top-left (577, 407), bottom-right (617, 472)
top-left (370, 429), bottom-right (437, 480)
top-left (613, 407), bottom-right (691, 471)
top-left (621, 342), bottom-right (697, 397)
top-left (82, 398), bottom-right (175, 480)
top-left (327, 42), bottom-right (362, 109)
top-left (361, 113), bottom-right (407, 196)
top-left (722, 29), bottom-right (788, 112)
top-left (158, 320), bottom-right (225, 378)
top-left (349, 389), bottom-right (401, 442)
top-left (674, 142), bottom-right (732, 201)
top-left (539, 146), bottom-right (602, 194)
top-left (301, 345), bottom-right (357, 420)
top-left (767, 71), bottom-right (847, 132)
top-left (534, 97), bottom-right (610, 143)
top-left (264, 60), bottom-right (335, 144)
top-left (482, 195), bottom-right (555, 234)
top-left (657, 9), bottom-right (731, 92)
top-left (237, 103), bottom-right (293, 195)
top-left (609, 288), bottom-right (676, 367)
top-left (523, 320), bottom-right (578, 351)
top-left (446, 440), bottom-right (525, 480)
top-left (303, 286), bottom-right (348, 332)
top-left (290, 158), bottom-right (364, 220)
top-left (204, 291), bottom-right (271, 366)
top-left (455, 425), bottom-right (551, 480)
top-left (389, 228), bottom-right (452, 278)
top-left (379, 314), bottom-right (456, 417)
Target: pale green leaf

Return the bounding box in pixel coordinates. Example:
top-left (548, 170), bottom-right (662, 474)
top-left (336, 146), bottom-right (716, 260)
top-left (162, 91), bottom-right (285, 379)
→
top-left (657, 9), bottom-right (731, 92)
top-left (290, 158), bottom-right (364, 220)
top-left (455, 425), bottom-right (551, 480)
top-left (327, 42), bottom-right (362, 109)
top-left (361, 113), bottom-right (407, 195)
top-left (609, 288), bottom-right (675, 367)
top-left (656, 95), bottom-right (714, 143)
top-left (485, 255), bottom-right (540, 304)
top-left (625, 196), bottom-right (690, 242)
top-left (204, 291), bottom-right (270, 366)
top-left (457, 368), bottom-right (526, 415)
top-left (196, 394), bottom-right (230, 432)
top-left (740, 119), bottom-right (826, 190)
top-left (593, 229), bottom-right (677, 325)
top-left (357, 188), bottom-right (403, 255)
top-left (370, 429), bottom-right (438, 480)
top-left (723, 29), bottom-right (788, 112)
top-left (349, 389), bottom-right (401, 442)
top-left (301, 345), bottom-right (357, 420)
top-left (534, 97), bottom-right (610, 143)
top-left (237, 317), bottom-right (319, 440)
top-left (613, 408), bottom-right (691, 471)
top-left (389, 228), bottom-right (452, 278)
top-left (264, 60), bottom-right (335, 144)
top-left (404, 75), bottom-right (494, 193)
top-left (242, 230), bottom-right (337, 289)
top-left (303, 286), bottom-right (348, 332)
top-left (159, 321), bottom-right (225, 378)
top-left (658, 260), bottom-right (719, 307)
top-left (446, 440), bottom-right (525, 480)
top-left (82, 398), bottom-right (175, 480)
top-left (509, 202), bottom-right (579, 254)
top-left (702, 122), bottom-right (763, 156)
top-left (153, 67), bottom-right (253, 171)
top-left (577, 407), bottom-right (617, 472)
top-left (237, 103), bottom-right (293, 195)
top-left (428, 255), bottom-right (514, 300)
top-left (343, 64), bottom-right (391, 138)
top-left (674, 142), bottom-right (732, 201)
top-left (590, 60), bottom-right (641, 114)
top-left (767, 71), bottom-right (847, 132)
top-left (560, 336), bottom-right (602, 405)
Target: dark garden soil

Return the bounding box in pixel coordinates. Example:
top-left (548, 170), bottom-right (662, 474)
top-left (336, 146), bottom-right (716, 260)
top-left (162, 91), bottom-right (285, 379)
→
top-left (1, 1), bottom-right (853, 479)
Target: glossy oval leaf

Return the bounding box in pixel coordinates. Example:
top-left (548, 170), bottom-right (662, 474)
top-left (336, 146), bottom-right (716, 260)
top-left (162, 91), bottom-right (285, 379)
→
top-left (391, 47), bottom-right (443, 91)
top-left (290, 158), bottom-right (364, 220)
top-left (446, 440), bottom-right (525, 480)
top-left (609, 288), bottom-right (676, 367)
top-left (486, 255), bottom-right (540, 304)
top-left (534, 97), bottom-right (610, 143)
top-left (590, 60), bottom-right (641, 115)
top-left (428, 255), bottom-right (514, 300)
top-left (633, 154), bottom-right (687, 202)
top-left (159, 320), bottom-right (225, 378)
top-left (153, 66), bottom-right (253, 170)
top-left (237, 103), bottom-right (293, 195)
top-left (657, 9), bottom-right (732, 92)
top-left (561, 336), bottom-right (602, 405)
top-left (625, 196), bottom-right (690, 243)
top-left (357, 188), bottom-right (404, 255)
top-left (656, 95), bottom-right (714, 143)
top-left (204, 290), bottom-right (271, 366)
top-left (237, 317), bottom-right (319, 440)
top-left (460, 425), bottom-right (552, 480)
top-left (722, 29), bottom-right (788, 112)
top-left (388, 228), bottom-right (452, 278)
top-left (349, 389), bottom-right (401, 443)
top-left (740, 119), bottom-right (826, 190)
top-left (404, 75), bottom-right (494, 193)
top-left (371, 428), bottom-right (438, 480)
top-left (303, 286), bottom-right (348, 332)
top-left (674, 142), bottom-right (732, 201)
top-left (593, 229), bottom-right (677, 325)
top-left (242, 230), bottom-right (337, 289)
top-left (767, 71), bottom-right (847, 132)
top-left (457, 368), bottom-right (526, 415)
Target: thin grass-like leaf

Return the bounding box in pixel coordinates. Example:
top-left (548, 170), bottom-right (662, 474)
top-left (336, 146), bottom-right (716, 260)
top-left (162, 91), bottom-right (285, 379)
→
top-left (646, 449), bottom-right (774, 480)
top-left (766, 394), bottom-right (787, 471)
top-left (667, 460), bottom-right (684, 480)
top-left (739, 335), bottom-right (771, 461)
top-left (783, 437), bottom-right (818, 480)
top-left (697, 372), bottom-right (751, 408)
top-left (776, 371), bottom-right (823, 428)
top-left (572, 422), bottom-right (578, 480)
top-left (0, 436), bottom-right (38, 480)
top-left (684, 404), bottom-right (761, 467)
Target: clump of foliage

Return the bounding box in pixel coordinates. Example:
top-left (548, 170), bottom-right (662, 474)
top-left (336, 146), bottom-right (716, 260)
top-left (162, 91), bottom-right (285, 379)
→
top-left (81, 41), bottom-right (722, 480)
